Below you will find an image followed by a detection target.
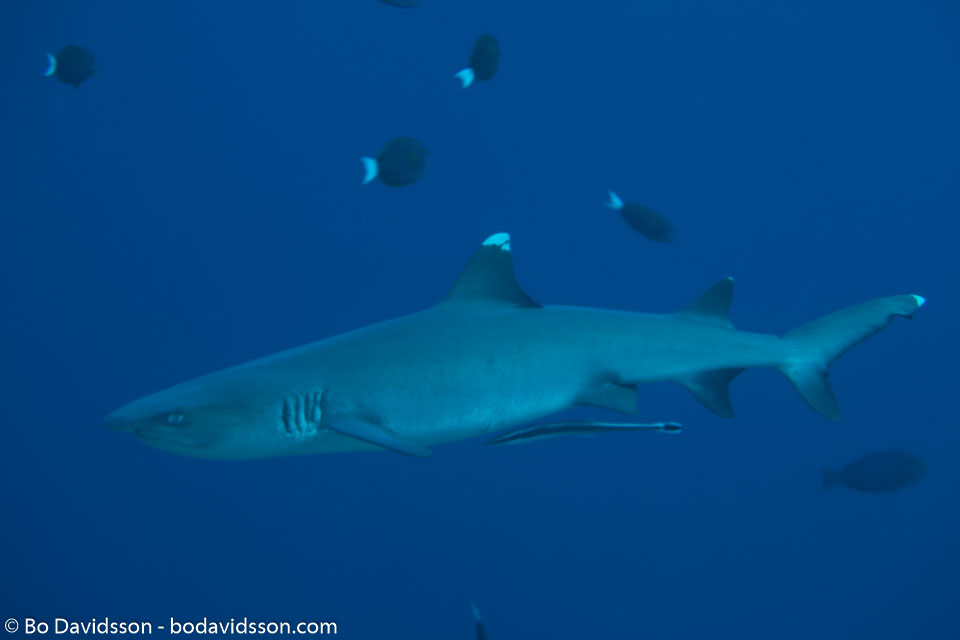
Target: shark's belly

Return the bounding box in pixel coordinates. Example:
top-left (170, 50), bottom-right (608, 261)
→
top-left (311, 318), bottom-right (599, 445)
top-left (347, 354), bottom-right (588, 444)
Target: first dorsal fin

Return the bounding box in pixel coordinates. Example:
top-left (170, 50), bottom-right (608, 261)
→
top-left (679, 277), bottom-right (734, 328)
top-left (442, 233), bottom-right (541, 308)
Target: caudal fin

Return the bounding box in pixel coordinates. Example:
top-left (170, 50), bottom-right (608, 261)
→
top-left (454, 67), bottom-right (476, 88)
top-left (360, 157), bottom-right (379, 185)
top-left (604, 190), bottom-right (624, 211)
top-left (778, 295), bottom-right (925, 419)
top-left (44, 52), bottom-right (57, 77)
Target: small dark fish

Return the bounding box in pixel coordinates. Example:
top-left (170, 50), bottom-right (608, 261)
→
top-left (605, 191), bottom-right (675, 242)
top-left (377, 0), bottom-right (418, 7)
top-left (822, 450), bottom-right (926, 493)
top-left (472, 604), bottom-right (488, 640)
top-left (45, 45), bottom-right (96, 88)
top-left (361, 137), bottom-right (428, 187)
top-left (455, 35), bottom-right (500, 89)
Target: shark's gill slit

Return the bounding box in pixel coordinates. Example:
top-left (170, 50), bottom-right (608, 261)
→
top-left (296, 395), bottom-right (306, 431)
top-left (280, 391), bottom-right (323, 438)
top-left (280, 397), bottom-right (293, 435)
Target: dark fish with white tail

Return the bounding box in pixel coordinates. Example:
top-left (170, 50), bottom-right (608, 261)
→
top-left (361, 137), bottom-right (428, 187)
top-left (605, 191), bottom-right (675, 242)
top-left (44, 45), bottom-right (96, 88)
top-left (455, 35), bottom-right (500, 89)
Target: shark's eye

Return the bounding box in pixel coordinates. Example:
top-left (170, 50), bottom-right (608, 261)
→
top-left (165, 412), bottom-right (186, 426)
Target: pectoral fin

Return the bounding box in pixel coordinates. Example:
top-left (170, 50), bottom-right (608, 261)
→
top-left (327, 419), bottom-right (433, 457)
top-left (575, 382), bottom-right (638, 415)
top-left (487, 420), bottom-right (681, 446)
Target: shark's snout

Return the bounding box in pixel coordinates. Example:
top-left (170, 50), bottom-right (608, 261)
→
top-left (103, 390), bottom-right (260, 458)
top-left (105, 410), bottom-right (134, 432)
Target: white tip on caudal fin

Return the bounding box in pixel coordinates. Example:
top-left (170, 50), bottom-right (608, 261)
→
top-left (454, 67), bottom-right (475, 89)
top-left (44, 52), bottom-right (57, 77)
top-left (605, 190), bottom-right (624, 210)
top-left (360, 157), bottom-right (378, 185)
top-left (482, 232), bottom-right (511, 252)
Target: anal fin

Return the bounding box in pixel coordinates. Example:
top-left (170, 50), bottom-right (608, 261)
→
top-left (680, 368), bottom-right (745, 418)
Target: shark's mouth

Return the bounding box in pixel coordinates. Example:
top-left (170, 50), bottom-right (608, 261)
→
top-left (134, 428), bottom-right (216, 450)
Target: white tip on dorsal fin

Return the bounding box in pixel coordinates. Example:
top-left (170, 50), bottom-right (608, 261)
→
top-left (680, 277), bottom-right (735, 328)
top-left (604, 190), bottom-right (624, 210)
top-left (441, 233), bottom-right (540, 308)
top-left (482, 232), bottom-right (510, 252)
top-left (361, 157), bottom-right (379, 185)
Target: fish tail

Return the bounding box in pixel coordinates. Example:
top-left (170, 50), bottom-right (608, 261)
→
top-left (454, 67), bottom-right (475, 88)
top-left (44, 52), bottom-right (57, 77)
top-left (820, 466), bottom-right (841, 491)
top-left (778, 295), bottom-right (924, 419)
top-left (604, 190), bottom-right (624, 210)
top-left (360, 157), bottom-right (379, 185)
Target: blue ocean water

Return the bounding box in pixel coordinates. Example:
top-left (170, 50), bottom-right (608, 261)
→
top-left (1, 1), bottom-right (958, 638)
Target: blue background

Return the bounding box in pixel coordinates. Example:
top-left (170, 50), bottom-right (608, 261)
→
top-left (1, 1), bottom-right (958, 638)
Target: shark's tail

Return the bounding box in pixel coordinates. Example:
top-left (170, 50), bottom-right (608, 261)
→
top-left (778, 295), bottom-right (925, 419)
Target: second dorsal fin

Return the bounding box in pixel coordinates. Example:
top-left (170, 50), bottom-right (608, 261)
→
top-left (679, 277), bottom-right (735, 328)
top-left (441, 233), bottom-right (541, 308)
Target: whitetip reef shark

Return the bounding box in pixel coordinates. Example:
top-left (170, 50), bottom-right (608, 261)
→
top-left (106, 233), bottom-right (924, 459)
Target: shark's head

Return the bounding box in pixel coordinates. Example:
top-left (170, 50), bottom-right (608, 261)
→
top-left (105, 369), bottom-right (287, 459)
